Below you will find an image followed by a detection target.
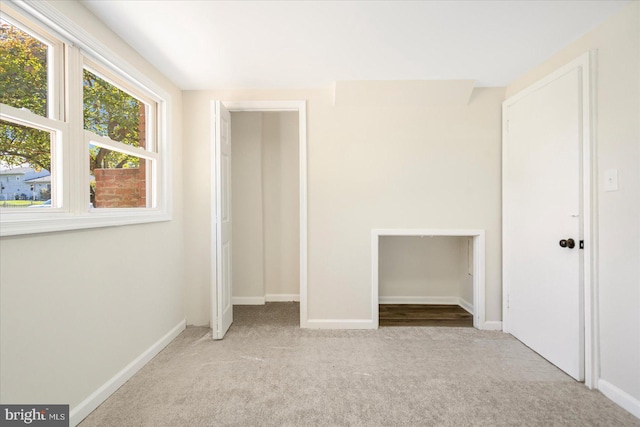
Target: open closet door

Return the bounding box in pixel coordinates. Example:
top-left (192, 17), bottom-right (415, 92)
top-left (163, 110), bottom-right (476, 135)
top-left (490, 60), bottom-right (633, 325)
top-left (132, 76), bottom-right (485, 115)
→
top-left (212, 100), bottom-right (233, 339)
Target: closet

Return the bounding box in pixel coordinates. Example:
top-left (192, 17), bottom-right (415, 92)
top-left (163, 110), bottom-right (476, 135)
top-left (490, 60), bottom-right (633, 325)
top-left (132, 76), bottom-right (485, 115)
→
top-left (230, 112), bottom-right (300, 305)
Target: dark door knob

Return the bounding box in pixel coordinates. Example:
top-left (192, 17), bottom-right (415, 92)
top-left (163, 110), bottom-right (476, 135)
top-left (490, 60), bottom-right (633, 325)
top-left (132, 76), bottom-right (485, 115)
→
top-left (559, 238), bottom-right (575, 249)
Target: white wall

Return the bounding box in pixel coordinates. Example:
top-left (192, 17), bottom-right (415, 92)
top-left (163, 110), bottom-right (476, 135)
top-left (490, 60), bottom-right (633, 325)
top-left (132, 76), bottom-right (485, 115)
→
top-left (230, 112), bottom-right (299, 300)
top-left (262, 112), bottom-right (300, 296)
top-left (183, 85), bottom-right (504, 325)
top-left (0, 0), bottom-right (184, 418)
top-left (231, 112), bottom-right (265, 298)
top-left (379, 236), bottom-right (472, 306)
top-left (182, 95), bottom-right (213, 325)
top-left (507, 0), bottom-right (640, 410)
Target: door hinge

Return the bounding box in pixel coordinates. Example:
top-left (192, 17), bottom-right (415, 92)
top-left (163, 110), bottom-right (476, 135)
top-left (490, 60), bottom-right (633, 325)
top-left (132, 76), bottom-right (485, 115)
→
top-left (579, 240), bottom-right (584, 249)
top-left (507, 294), bottom-right (510, 309)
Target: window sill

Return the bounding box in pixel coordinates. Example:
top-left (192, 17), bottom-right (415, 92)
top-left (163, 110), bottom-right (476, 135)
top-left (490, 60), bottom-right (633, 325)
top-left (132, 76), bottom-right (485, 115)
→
top-left (0, 210), bottom-right (171, 237)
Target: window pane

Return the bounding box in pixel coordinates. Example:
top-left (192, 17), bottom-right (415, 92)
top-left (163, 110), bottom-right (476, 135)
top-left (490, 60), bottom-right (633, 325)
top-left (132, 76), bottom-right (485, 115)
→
top-left (0, 120), bottom-right (52, 207)
top-left (0, 19), bottom-right (48, 117)
top-left (0, 119), bottom-right (52, 171)
top-left (90, 145), bottom-right (149, 208)
top-left (83, 69), bottom-right (146, 148)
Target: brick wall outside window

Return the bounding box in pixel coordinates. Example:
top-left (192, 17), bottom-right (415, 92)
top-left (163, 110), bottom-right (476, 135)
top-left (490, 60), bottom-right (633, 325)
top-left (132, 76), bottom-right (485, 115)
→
top-left (93, 104), bottom-right (147, 208)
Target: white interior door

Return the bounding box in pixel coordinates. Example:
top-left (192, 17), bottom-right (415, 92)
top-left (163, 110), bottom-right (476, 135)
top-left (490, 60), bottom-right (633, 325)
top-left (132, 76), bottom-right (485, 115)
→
top-left (503, 67), bottom-right (584, 380)
top-left (213, 100), bottom-right (233, 339)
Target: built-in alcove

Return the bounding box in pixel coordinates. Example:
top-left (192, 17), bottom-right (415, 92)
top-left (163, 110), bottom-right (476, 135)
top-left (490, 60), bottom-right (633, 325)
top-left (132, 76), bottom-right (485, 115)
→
top-left (379, 235), bottom-right (474, 308)
top-left (372, 229), bottom-right (485, 328)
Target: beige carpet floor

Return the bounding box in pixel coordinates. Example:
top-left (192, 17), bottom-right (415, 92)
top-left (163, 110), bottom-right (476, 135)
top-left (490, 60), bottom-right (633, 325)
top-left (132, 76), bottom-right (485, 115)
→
top-left (80, 303), bottom-right (638, 426)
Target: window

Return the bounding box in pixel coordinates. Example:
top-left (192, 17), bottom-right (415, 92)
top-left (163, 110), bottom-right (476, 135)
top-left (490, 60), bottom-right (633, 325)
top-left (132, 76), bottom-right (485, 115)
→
top-left (83, 65), bottom-right (158, 209)
top-left (0, 17), bottom-right (50, 116)
top-left (0, 3), bottom-right (170, 236)
top-left (0, 14), bottom-right (60, 210)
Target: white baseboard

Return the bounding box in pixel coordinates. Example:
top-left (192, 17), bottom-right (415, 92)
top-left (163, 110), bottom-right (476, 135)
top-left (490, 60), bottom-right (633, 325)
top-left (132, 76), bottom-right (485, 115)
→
top-left (481, 321), bottom-right (503, 331)
top-left (379, 296), bottom-right (459, 305)
top-left (598, 379), bottom-right (640, 418)
top-left (266, 293), bottom-right (300, 302)
top-left (69, 319), bottom-right (186, 426)
top-left (379, 296), bottom-right (475, 315)
top-left (306, 319), bottom-right (376, 329)
top-left (233, 294), bottom-right (300, 305)
top-left (232, 296), bottom-right (265, 305)
top-left (458, 298), bottom-right (474, 314)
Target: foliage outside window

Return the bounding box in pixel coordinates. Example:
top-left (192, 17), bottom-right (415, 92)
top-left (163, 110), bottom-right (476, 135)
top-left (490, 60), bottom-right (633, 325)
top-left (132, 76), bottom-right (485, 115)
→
top-left (0, 4), bottom-right (169, 235)
top-left (0, 19), bottom-right (48, 116)
top-left (0, 18), bottom-right (54, 208)
top-left (83, 68), bottom-right (154, 209)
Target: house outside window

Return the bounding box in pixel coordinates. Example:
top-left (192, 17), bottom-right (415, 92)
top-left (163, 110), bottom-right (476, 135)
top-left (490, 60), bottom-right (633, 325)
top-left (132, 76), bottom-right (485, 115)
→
top-left (0, 2), bottom-right (171, 235)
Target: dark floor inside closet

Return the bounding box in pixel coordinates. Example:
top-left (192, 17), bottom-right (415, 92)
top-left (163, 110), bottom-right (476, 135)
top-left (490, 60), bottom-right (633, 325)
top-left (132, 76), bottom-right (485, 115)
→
top-left (379, 304), bottom-right (473, 327)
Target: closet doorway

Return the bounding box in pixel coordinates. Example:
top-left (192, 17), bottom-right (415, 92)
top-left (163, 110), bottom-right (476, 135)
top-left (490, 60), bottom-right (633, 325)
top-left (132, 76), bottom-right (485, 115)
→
top-left (210, 101), bottom-right (308, 339)
top-left (231, 110), bottom-right (300, 306)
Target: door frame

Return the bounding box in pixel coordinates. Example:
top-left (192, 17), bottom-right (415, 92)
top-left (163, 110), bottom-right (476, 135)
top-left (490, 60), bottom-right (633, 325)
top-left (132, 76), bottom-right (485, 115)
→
top-left (210, 100), bottom-right (308, 329)
top-left (502, 52), bottom-right (597, 388)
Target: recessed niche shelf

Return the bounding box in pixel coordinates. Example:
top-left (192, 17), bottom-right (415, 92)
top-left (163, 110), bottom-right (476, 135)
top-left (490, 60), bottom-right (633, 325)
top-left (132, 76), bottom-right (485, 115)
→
top-left (371, 229), bottom-right (486, 329)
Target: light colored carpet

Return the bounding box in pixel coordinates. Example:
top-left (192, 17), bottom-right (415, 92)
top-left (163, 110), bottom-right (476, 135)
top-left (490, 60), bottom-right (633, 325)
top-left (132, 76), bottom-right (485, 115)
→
top-left (80, 303), bottom-right (638, 426)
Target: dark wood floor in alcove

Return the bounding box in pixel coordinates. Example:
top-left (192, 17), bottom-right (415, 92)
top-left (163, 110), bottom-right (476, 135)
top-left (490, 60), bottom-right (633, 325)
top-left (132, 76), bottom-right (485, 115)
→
top-left (379, 304), bottom-right (473, 327)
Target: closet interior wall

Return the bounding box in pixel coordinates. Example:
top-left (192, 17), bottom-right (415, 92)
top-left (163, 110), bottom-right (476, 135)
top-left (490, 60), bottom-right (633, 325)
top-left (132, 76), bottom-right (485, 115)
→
top-left (379, 236), bottom-right (473, 309)
top-left (231, 112), bottom-right (300, 302)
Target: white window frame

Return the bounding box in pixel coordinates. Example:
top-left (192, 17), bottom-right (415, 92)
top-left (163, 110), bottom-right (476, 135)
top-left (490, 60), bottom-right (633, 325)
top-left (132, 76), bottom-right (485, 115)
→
top-left (0, 107), bottom-right (66, 211)
top-left (0, 1), bottom-right (172, 237)
top-left (83, 59), bottom-right (160, 210)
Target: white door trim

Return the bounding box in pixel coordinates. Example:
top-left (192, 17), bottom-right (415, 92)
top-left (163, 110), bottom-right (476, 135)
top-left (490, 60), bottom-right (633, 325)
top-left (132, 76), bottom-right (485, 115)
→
top-left (211, 100), bottom-right (309, 329)
top-left (371, 228), bottom-right (487, 329)
top-left (502, 51), bottom-right (597, 388)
